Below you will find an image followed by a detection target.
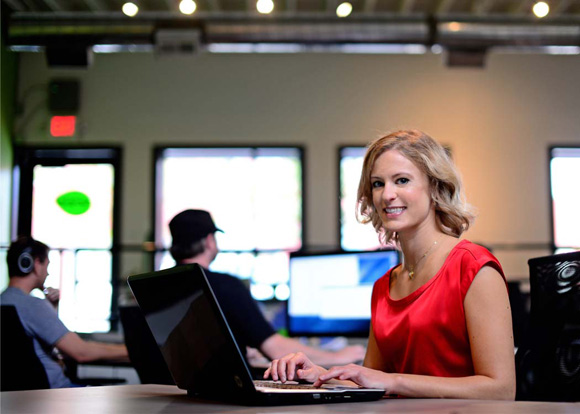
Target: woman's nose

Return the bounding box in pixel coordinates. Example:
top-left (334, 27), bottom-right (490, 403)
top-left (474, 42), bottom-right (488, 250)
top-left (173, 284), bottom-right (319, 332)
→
top-left (382, 182), bottom-right (396, 202)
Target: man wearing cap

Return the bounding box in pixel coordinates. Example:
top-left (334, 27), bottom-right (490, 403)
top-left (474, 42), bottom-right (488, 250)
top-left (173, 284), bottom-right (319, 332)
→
top-left (169, 209), bottom-right (366, 367)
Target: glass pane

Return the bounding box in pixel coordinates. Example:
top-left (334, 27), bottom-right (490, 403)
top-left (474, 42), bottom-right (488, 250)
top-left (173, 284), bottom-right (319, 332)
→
top-left (31, 163), bottom-right (115, 332)
top-left (159, 154), bottom-right (255, 251)
top-left (157, 147), bottom-right (303, 252)
top-left (340, 147), bottom-right (382, 251)
top-left (71, 250), bottom-right (112, 333)
top-left (211, 251), bottom-right (256, 279)
top-left (550, 148), bottom-right (580, 249)
top-left (32, 164), bottom-right (114, 249)
top-left (253, 156), bottom-right (302, 250)
top-left (157, 249), bottom-right (290, 301)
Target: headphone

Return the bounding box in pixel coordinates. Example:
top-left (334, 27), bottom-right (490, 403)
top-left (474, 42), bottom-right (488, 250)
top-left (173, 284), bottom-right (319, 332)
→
top-left (17, 247), bottom-right (35, 274)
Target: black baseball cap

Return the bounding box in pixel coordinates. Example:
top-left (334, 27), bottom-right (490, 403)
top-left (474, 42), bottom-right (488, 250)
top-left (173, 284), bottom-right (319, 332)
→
top-left (169, 209), bottom-right (223, 246)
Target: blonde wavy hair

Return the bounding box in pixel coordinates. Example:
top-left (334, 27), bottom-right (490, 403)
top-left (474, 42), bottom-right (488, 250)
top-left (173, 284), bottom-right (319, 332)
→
top-left (356, 129), bottom-right (475, 246)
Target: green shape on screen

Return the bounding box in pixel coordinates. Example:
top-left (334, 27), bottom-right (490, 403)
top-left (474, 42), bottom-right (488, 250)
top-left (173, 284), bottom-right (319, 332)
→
top-left (56, 191), bottom-right (91, 215)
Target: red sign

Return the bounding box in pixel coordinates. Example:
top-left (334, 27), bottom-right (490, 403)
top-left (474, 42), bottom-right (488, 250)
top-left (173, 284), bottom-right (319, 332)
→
top-left (50, 116), bottom-right (76, 137)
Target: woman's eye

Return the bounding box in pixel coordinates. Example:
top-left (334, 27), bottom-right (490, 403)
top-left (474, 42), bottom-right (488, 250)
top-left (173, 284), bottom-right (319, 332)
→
top-left (396, 177), bottom-right (410, 185)
top-left (371, 181), bottom-right (383, 189)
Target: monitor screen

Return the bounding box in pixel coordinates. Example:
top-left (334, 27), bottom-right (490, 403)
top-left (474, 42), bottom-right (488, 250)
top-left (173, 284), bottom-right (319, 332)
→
top-left (287, 249), bottom-right (400, 337)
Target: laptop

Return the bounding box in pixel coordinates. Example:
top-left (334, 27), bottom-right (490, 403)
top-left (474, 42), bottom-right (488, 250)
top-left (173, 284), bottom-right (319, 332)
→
top-left (127, 264), bottom-right (385, 405)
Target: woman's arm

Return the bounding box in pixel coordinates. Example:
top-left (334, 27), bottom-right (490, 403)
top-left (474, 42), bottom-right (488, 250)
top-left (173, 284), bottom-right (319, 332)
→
top-left (363, 325), bottom-right (386, 370)
top-left (318, 266), bottom-right (516, 399)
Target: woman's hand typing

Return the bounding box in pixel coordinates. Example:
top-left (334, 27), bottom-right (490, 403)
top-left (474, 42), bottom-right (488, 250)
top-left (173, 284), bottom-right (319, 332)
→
top-left (263, 352), bottom-right (327, 383)
top-left (314, 363), bottom-right (389, 390)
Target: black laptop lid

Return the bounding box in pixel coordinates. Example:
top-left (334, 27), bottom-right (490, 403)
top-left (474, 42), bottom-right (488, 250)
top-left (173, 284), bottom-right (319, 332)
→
top-left (127, 264), bottom-right (255, 396)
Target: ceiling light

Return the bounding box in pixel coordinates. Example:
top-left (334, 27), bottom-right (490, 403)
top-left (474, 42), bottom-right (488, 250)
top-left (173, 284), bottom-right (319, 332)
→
top-left (533, 1), bottom-right (549, 18)
top-left (122, 2), bottom-right (139, 17)
top-left (179, 0), bottom-right (196, 15)
top-left (336, 2), bottom-right (352, 18)
top-left (256, 0), bottom-right (274, 14)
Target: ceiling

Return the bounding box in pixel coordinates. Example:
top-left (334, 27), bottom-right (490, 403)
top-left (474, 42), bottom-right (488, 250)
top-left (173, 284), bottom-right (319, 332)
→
top-left (2, 0), bottom-right (580, 16)
top-left (2, 0), bottom-right (580, 60)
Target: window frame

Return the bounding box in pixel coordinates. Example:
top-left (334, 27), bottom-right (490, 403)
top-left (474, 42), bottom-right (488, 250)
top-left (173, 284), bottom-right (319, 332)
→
top-left (13, 146), bottom-right (123, 331)
top-left (152, 144), bottom-right (306, 300)
top-left (548, 144), bottom-right (580, 252)
top-left (337, 144), bottom-right (376, 252)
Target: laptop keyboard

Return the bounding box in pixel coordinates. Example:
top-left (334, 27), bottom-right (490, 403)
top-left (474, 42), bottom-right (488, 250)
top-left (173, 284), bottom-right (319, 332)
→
top-left (254, 380), bottom-right (317, 390)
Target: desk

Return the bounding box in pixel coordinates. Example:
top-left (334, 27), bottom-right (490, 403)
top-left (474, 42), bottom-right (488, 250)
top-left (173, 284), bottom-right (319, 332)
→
top-left (2, 385), bottom-right (579, 414)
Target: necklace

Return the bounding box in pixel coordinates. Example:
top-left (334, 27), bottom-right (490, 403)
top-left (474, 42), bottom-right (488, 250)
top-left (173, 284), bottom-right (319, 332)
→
top-left (405, 239), bottom-right (439, 280)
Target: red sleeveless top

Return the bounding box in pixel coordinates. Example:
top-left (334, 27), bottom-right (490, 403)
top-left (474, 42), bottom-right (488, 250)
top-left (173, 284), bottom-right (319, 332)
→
top-left (370, 240), bottom-right (505, 378)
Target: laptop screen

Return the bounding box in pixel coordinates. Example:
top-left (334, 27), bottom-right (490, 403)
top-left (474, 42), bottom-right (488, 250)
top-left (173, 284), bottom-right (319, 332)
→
top-left (127, 265), bottom-right (251, 393)
top-left (287, 250), bottom-right (400, 337)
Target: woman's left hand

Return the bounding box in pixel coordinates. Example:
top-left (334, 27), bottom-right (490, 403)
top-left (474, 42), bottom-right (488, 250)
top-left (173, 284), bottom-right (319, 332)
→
top-left (314, 364), bottom-right (390, 390)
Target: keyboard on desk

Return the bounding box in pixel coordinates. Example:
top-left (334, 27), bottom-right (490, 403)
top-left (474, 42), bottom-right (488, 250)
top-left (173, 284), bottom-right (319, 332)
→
top-left (253, 380), bottom-right (317, 390)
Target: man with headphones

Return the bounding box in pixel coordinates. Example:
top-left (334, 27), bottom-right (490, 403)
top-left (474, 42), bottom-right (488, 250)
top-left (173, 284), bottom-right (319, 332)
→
top-left (1, 236), bottom-right (129, 388)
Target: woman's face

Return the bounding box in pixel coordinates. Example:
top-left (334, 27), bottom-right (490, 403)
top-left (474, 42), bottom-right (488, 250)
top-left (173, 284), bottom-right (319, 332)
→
top-left (370, 149), bottom-right (434, 236)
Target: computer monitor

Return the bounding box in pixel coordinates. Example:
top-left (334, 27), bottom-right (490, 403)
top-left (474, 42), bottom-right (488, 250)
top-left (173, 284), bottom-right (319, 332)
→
top-left (287, 249), bottom-right (400, 337)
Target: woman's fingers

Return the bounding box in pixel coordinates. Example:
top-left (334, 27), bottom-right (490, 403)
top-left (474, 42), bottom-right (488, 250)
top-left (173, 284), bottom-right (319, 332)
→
top-left (269, 359), bottom-right (280, 381)
top-left (276, 356), bottom-right (290, 382)
top-left (297, 367), bottom-right (321, 383)
top-left (286, 358), bottom-right (297, 381)
top-left (263, 352), bottom-right (321, 383)
top-left (314, 365), bottom-right (357, 387)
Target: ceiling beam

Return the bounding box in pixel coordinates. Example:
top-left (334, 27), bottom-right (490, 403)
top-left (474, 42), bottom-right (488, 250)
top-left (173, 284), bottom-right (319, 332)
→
top-left (400, 0), bottom-right (416, 14)
top-left (19, 0), bottom-right (38, 11)
top-left (553, 0), bottom-right (572, 15)
top-left (41, 0), bottom-right (64, 12)
top-left (437, 0), bottom-right (455, 14)
top-left (473, 0), bottom-right (495, 15)
top-left (286, 0), bottom-right (296, 14)
top-left (82, 0), bottom-right (106, 12)
top-left (3, 0), bottom-right (27, 11)
top-left (515, 0), bottom-right (532, 14)
top-left (326, 0), bottom-right (337, 13)
top-left (207, 0), bottom-right (222, 12)
top-left (364, 0), bottom-right (377, 13)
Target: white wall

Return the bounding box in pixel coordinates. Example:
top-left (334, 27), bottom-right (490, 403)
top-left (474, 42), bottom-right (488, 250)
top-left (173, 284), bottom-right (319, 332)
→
top-left (15, 51), bottom-right (580, 279)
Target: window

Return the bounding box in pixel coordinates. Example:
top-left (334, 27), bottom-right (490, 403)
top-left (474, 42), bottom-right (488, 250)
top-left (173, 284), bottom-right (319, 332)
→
top-left (154, 146), bottom-right (303, 301)
top-left (549, 146), bottom-right (580, 252)
top-left (13, 147), bottom-right (121, 333)
top-left (339, 146), bottom-right (382, 251)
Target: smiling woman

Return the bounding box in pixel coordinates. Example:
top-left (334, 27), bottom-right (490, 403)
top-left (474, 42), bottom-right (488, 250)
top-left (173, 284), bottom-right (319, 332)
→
top-left (358, 130), bottom-right (474, 247)
top-left (265, 130), bottom-right (516, 400)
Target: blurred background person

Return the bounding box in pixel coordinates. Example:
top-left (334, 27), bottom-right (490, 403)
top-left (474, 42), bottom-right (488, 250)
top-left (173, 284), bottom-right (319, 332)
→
top-left (169, 209), bottom-right (366, 367)
top-left (1, 236), bottom-right (129, 388)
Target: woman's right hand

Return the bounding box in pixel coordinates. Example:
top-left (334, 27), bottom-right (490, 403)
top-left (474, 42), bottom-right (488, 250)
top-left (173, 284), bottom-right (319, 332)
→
top-left (263, 352), bottom-right (327, 383)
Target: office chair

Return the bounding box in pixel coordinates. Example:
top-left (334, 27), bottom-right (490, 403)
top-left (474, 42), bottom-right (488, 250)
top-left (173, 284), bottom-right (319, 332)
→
top-left (119, 306), bottom-right (175, 385)
top-left (507, 281), bottom-right (530, 349)
top-left (1, 305), bottom-right (50, 391)
top-left (515, 250), bottom-right (580, 401)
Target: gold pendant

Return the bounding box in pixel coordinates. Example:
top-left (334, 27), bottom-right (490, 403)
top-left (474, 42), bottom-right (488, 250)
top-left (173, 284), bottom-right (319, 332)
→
top-left (408, 270), bottom-right (414, 280)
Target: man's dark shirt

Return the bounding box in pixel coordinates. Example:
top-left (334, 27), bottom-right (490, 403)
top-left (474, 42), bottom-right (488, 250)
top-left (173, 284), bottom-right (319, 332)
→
top-left (197, 267), bottom-right (275, 354)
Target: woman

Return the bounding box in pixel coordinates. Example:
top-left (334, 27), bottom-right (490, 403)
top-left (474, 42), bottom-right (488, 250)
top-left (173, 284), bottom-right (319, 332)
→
top-left (265, 130), bottom-right (516, 400)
